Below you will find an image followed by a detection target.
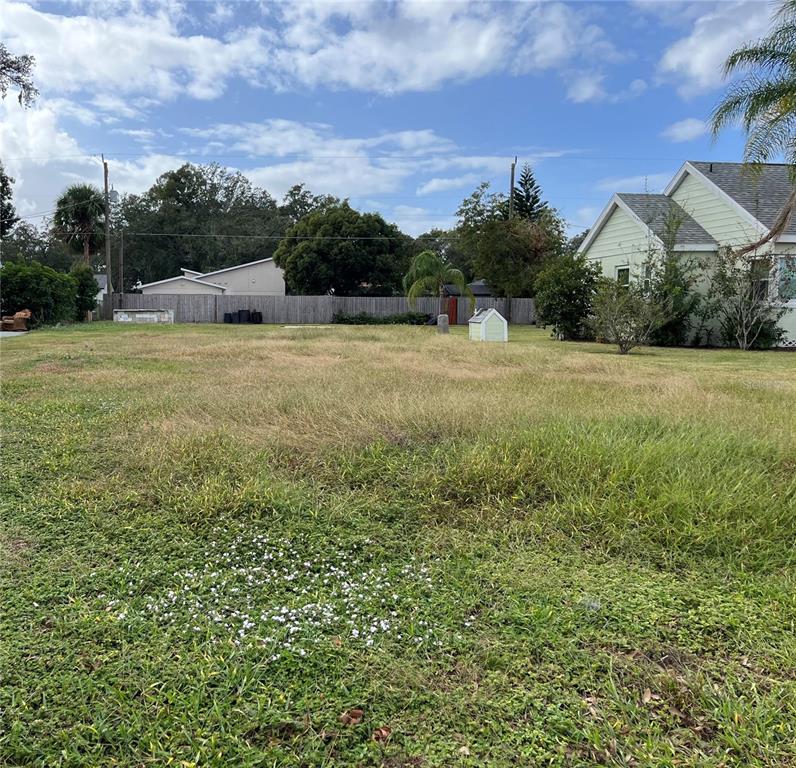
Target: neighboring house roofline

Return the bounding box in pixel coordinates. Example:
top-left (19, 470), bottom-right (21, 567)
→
top-left (196, 257), bottom-right (276, 279)
top-left (180, 268), bottom-right (204, 277)
top-left (664, 161), bottom-right (768, 238)
top-left (138, 275), bottom-right (227, 290)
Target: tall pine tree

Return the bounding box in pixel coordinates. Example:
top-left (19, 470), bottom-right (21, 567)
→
top-left (511, 163), bottom-right (547, 221)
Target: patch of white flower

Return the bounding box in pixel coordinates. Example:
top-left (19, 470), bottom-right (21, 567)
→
top-left (108, 527), bottom-right (447, 656)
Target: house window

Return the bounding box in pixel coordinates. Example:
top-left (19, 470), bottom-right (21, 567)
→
top-left (750, 258), bottom-right (772, 301)
top-left (779, 256), bottom-right (796, 302)
top-left (616, 266), bottom-right (630, 288)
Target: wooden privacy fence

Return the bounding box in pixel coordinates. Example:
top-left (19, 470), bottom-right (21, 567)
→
top-left (106, 294), bottom-right (535, 325)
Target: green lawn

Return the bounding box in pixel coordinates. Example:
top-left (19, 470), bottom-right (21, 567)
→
top-left (1, 323), bottom-right (794, 767)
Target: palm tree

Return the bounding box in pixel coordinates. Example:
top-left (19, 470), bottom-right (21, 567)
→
top-left (404, 249), bottom-right (473, 316)
top-left (710, 0), bottom-right (796, 253)
top-left (52, 183), bottom-right (105, 265)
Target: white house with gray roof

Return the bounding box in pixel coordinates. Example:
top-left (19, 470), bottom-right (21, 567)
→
top-left (139, 257), bottom-right (285, 297)
top-left (580, 161), bottom-right (796, 347)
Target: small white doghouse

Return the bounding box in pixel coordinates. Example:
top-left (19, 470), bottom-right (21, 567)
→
top-left (468, 307), bottom-right (508, 342)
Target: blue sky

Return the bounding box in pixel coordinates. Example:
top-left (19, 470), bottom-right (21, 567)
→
top-left (0, 0), bottom-right (772, 236)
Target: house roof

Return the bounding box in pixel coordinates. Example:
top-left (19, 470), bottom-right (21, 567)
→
top-left (137, 275), bottom-right (227, 290)
top-left (615, 193), bottom-right (716, 246)
top-left (443, 279), bottom-right (492, 297)
top-left (197, 257), bottom-right (276, 279)
top-left (685, 161), bottom-right (796, 237)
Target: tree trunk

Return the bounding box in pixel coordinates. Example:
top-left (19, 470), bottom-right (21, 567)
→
top-left (83, 238), bottom-right (90, 265)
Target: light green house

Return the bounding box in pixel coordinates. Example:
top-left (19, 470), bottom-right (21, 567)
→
top-left (468, 307), bottom-right (508, 342)
top-left (579, 161), bottom-right (796, 348)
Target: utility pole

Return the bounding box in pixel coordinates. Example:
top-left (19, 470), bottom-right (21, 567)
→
top-left (102, 155), bottom-right (114, 298)
top-left (119, 230), bottom-right (124, 295)
top-left (508, 156), bottom-right (517, 219)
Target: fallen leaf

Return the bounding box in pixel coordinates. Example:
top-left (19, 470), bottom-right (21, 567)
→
top-left (372, 726), bottom-right (392, 742)
top-left (740, 655), bottom-right (751, 667)
top-left (339, 708), bottom-right (364, 726)
top-left (642, 688), bottom-right (652, 704)
top-left (458, 746), bottom-right (471, 756)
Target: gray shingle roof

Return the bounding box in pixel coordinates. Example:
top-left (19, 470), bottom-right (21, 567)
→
top-left (616, 193), bottom-right (716, 245)
top-left (689, 161), bottom-right (796, 236)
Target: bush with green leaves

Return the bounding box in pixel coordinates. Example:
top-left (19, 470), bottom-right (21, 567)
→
top-left (704, 250), bottom-right (786, 350)
top-left (70, 265), bottom-right (100, 319)
top-left (332, 311), bottom-right (430, 325)
top-left (591, 279), bottom-right (668, 354)
top-left (646, 254), bottom-right (701, 347)
top-left (534, 253), bottom-right (599, 340)
top-left (0, 260), bottom-right (77, 327)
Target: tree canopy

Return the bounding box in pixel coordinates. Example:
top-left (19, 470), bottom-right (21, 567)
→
top-left (1, 161), bottom-right (18, 238)
top-left (404, 249), bottom-right (471, 314)
top-left (52, 184), bottom-right (106, 265)
top-left (511, 163), bottom-right (548, 221)
top-left (0, 43), bottom-right (38, 106)
top-left (710, 0), bottom-right (796, 253)
top-left (273, 202), bottom-right (412, 296)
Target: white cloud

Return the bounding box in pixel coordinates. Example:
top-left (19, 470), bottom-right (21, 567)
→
top-left (575, 206), bottom-right (601, 227)
top-left (658, 1), bottom-right (771, 96)
top-left (567, 73), bottom-right (607, 103)
top-left (1, 0), bottom-right (620, 107)
top-left (662, 117), bottom-right (708, 142)
top-left (596, 172), bottom-right (674, 193)
top-left (416, 174), bottom-right (481, 195)
top-left (566, 73), bottom-right (646, 104)
top-left (0, 1), bottom-right (267, 106)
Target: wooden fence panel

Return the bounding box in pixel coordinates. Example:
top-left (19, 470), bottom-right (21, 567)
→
top-left (110, 293), bottom-right (535, 325)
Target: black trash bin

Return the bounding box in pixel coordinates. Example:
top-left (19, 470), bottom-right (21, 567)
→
top-left (251, 311), bottom-right (262, 324)
top-left (238, 309), bottom-right (251, 324)
top-left (230, 312), bottom-right (240, 324)
top-left (223, 312), bottom-right (233, 324)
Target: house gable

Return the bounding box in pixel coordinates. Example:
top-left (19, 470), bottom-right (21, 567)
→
top-left (579, 197), bottom-right (660, 269)
top-left (666, 163), bottom-right (766, 247)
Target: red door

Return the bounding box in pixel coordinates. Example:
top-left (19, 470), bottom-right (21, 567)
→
top-left (447, 297), bottom-right (457, 325)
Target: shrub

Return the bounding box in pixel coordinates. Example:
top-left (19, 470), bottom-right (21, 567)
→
top-left (332, 311), bottom-right (431, 325)
top-left (646, 255), bottom-right (701, 347)
top-left (70, 265), bottom-right (100, 320)
top-left (534, 254), bottom-right (599, 340)
top-left (0, 261), bottom-right (77, 327)
top-left (591, 279), bottom-right (667, 354)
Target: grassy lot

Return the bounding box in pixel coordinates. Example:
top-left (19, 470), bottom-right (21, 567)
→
top-left (1, 323), bottom-right (794, 767)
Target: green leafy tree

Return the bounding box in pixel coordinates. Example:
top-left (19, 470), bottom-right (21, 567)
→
top-left (511, 163), bottom-right (548, 221)
top-left (118, 163), bottom-right (287, 286)
top-left (1, 221), bottom-right (77, 271)
top-left (0, 260), bottom-right (76, 326)
top-left (278, 184), bottom-right (339, 226)
top-left (273, 202), bottom-right (412, 296)
top-left (702, 249), bottom-right (786, 349)
top-left (0, 43), bottom-right (38, 106)
top-left (640, 208), bottom-right (701, 347)
top-left (1, 161), bottom-right (18, 237)
top-left (53, 184), bottom-right (105, 265)
top-left (70, 264), bottom-right (100, 319)
top-left (591, 279), bottom-right (668, 354)
top-left (535, 253), bottom-right (600, 340)
top-left (404, 249), bottom-right (472, 315)
top-left (710, 0), bottom-right (796, 253)
top-left (472, 212), bottom-right (565, 309)
top-left (415, 228), bottom-right (474, 281)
